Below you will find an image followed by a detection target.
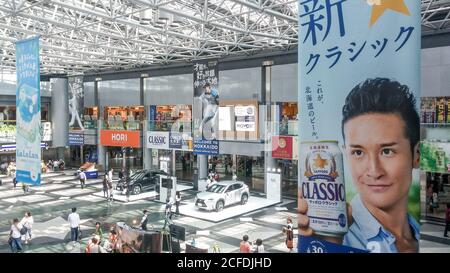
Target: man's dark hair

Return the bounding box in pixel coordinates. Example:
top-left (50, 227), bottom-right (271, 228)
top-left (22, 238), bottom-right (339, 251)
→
top-left (342, 78), bottom-right (419, 153)
top-left (243, 235), bottom-right (249, 242)
top-left (143, 210), bottom-right (148, 214)
top-left (72, 207), bottom-right (77, 213)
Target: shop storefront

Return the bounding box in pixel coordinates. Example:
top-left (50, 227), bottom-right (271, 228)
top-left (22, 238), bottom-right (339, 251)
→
top-left (104, 106), bottom-right (144, 131)
top-left (421, 139), bottom-right (450, 221)
top-left (146, 104), bottom-right (195, 181)
top-left (100, 130), bottom-right (142, 170)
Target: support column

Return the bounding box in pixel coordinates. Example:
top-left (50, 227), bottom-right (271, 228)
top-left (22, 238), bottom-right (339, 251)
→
top-left (198, 155), bottom-right (208, 179)
top-left (262, 62), bottom-right (281, 202)
top-left (143, 122), bottom-right (152, 169)
top-left (95, 81), bottom-right (106, 172)
top-left (50, 78), bottom-right (69, 157)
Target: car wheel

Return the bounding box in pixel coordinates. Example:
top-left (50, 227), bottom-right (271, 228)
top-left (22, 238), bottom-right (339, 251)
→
top-left (133, 185), bottom-right (142, 195)
top-left (241, 194), bottom-right (248, 205)
top-left (215, 200), bottom-right (224, 212)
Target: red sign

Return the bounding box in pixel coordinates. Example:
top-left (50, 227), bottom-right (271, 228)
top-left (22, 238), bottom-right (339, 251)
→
top-left (100, 130), bottom-right (140, 148)
top-left (272, 136), bottom-right (293, 159)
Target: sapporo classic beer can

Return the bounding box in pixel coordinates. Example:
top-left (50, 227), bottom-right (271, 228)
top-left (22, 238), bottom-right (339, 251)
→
top-left (300, 141), bottom-right (348, 236)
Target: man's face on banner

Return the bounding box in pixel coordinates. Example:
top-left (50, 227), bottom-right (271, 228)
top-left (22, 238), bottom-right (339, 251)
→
top-left (204, 85), bottom-right (211, 94)
top-left (343, 113), bottom-right (419, 210)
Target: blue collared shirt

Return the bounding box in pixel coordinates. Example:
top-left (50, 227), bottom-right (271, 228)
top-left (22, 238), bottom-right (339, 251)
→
top-left (343, 195), bottom-right (420, 253)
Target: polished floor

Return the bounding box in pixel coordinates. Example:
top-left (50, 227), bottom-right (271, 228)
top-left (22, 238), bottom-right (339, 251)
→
top-left (0, 170), bottom-right (297, 253)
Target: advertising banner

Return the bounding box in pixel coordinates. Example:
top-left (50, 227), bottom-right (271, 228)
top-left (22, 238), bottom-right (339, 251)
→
top-left (68, 133), bottom-right (85, 146)
top-left (16, 36), bottom-right (41, 185)
top-left (100, 130), bottom-right (140, 148)
top-left (169, 132), bottom-right (193, 151)
top-left (146, 131), bottom-right (169, 149)
top-left (298, 0), bottom-right (420, 253)
top-left (421, 141), bottom-right (450, 173)
top-left (447, 97), bottom-right (450, 123)
top-left (235, 105), bottom-right (256, 132)
top-left (42, 122), bottom-right (52, 142)
top-left (68, 76), bottom-right (84, 130)
top-left (193, 60), bottom-right (219, 155)
top-left (272, 136), bottom-right (294, 159)
top-left (436, 97), bottom-right (446, 124)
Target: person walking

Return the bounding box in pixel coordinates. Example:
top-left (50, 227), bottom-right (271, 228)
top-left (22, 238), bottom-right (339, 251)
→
top-left (79, 169), bottom-right (86, 189)
top-left (12, 170), bottom-right (17, 188)
top-left (140, 210), bottom-right (149, 230)
top-left (102, 172), bottom-right (108, 198)
top-left (107, 177), bottom-right (113, 202)
top-left (20, 212), bottom-right (33, 244)
top-left (118, 168), bottom-right (125, 181)
top-left (108, 168), bottom-right (114, 183)
top-left (239, 235), bottom-right (251, 253)
top-left (282, 217), bottom-right (294, 252)
top-left (9, 218), bottom-right (23, 253)
top-left (444, 203), bottom-right (450, 237)
top-left (68, 207), bottom-right (81, 246)
top-left (175, 191), bottom-right (181, 215)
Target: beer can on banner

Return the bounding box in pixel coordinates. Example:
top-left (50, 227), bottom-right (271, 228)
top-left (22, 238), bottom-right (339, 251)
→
top-left (300, 141), bottom-right (348, 237)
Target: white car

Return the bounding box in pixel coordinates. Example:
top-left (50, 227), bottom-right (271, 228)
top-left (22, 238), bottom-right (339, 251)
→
top-left (195, 181), bottom-right (249, 212)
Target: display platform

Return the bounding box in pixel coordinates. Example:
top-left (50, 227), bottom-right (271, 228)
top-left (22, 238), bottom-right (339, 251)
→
top-left (178, 196), bottom-right (280, 223)
top-left (177, 184), bottom-right (194, 192)
top-left (93, 190), bottom-right (158, 202)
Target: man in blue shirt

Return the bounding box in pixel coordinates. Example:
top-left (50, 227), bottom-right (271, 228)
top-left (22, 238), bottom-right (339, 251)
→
top-left (298, 78), bottom-right (420, 253)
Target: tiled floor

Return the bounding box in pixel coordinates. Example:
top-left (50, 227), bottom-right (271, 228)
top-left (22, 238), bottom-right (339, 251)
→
top-left (0, 171), bottom-right (298, 253)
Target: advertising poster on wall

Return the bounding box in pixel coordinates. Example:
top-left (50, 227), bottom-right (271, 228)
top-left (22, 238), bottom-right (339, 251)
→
top-left (298, 1), bottom-right (420, 253)
top-left (234, 105), bottom-right (256, 132)
top-left (436, 97), bottom-right (446, 124)
top-left (68, 76), bottom-right (84, 131)
top-left (15, 36), bottom-right (41, 185)
top-left (193, 60), bottom-right (219, 155)
top-left (421, 141), bottom-right (450, 173)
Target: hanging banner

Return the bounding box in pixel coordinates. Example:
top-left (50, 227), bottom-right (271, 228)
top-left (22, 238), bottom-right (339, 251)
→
top-left (193, 60), bottom-right (219, 155)
top-left (68, 76), bottom-right (84, 130)
top-left (421, 141), bottom-right (450, 174)
top-left (298, 1), bottom-right (420, 253)
top-left (16, 36), bottom-right (41, 185)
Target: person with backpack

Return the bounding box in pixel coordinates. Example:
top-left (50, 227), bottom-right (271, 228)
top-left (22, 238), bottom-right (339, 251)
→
top-left (20, 212), bottom-right (33, 244)
top-left (9, 218), bottom-right (23, 253)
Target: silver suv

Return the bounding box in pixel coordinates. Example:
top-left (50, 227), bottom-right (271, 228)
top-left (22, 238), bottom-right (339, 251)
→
top-left (195, 181), bottom-right (249, 212)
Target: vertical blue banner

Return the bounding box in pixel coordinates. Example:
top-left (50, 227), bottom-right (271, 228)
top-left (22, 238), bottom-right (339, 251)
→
top-left (298, 1), bottom-right (421, 253)
top-left (16, 36), bottom-right (41, 185)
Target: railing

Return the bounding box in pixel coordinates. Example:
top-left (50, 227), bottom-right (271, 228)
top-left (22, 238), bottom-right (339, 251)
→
top-left (102, 119), bottom-right (142, 131)
top-left (149, 120), bottom-right (192, 132)
top-left (272, 120), bottom-right (298, 136)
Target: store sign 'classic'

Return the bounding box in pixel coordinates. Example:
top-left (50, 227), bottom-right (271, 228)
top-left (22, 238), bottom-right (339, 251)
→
top-left (146, 131), bottom-right (169, 149)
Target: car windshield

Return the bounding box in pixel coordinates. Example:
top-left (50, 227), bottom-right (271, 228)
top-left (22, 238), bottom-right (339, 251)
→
top-left (206, 184), bottom-right (226, 193)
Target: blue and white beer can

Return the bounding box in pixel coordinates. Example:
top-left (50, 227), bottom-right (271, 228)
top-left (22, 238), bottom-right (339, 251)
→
top-left (300, 141), bottom-right (348, 236)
